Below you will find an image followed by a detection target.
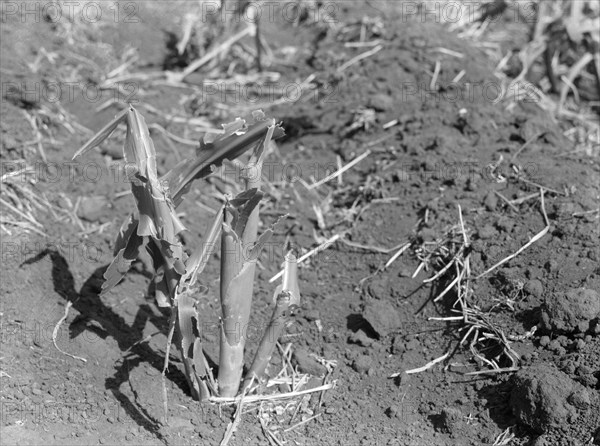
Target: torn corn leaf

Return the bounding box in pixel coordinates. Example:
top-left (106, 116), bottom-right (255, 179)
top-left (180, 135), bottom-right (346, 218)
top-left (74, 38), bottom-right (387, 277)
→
top-left (153, 266), bottom-right (172, 308)
top-left (124, 107), bottom-right (158, 182)
top-left (192, 338), bottom-right (206, 378)
top-left (101, 221), bottom-right (146, 295)
top-left (247, 214), bottom-right (288, 262)
top-left (72, 107), bottom-right (129, 160)
top-left (130, 175), bottom-right (186, 247)
top-left (177, 294), bottom-right (202, 396)
top-left (178, 294), bottom-right (199, 359)
top-left (180, 205), bottom-right (224, 290)
top-left (177, 293), bottom-right (211, 400)
top-left (148, 241), bottom-right (185, 307)
top-left (230, 189), bottom-right (264, 237)
top-left (244, 118), bottom-right (277, 179)
top-left (112, 214), bottom-right (140, 257)
top-left (165, 114), bottom-right (285, 206)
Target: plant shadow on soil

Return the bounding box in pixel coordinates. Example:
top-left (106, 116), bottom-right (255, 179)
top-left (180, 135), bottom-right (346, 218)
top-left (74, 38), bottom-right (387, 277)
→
top-left (20, 248), bottom-right (192, 439)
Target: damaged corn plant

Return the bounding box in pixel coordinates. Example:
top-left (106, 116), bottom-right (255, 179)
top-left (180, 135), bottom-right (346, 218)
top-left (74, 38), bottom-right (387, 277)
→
top-left (73, 105), bottom-right (301, 409)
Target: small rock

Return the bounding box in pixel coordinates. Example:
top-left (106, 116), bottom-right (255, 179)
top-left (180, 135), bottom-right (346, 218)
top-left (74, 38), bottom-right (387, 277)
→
top-left (477, 224), bottom-right (496, 240)
top-left (577, 373), bottom-right (598, 388)
top-left (352, 355), bottom-right (372, 374)
top-left (385, 405), bottom-right (401, 419)
top-left (552, 202), bottom-right (575, 218)
top-left (548, 340), bottom-right (564, 355)
top-left (77, 196), bottom-right (109, 222)
top-left (393, 372), bottom-right (409, 388)
top-left (31, 388), bottom-right (42, 396)
top-left (576, 365), bottom-right (593, 376)
top-left (398, 268), bottom-right (412, 277)
top-left (524, 279), bottom-right (544, 299)
top-left (362, 300), bottom-right (401, 338)
top-left (530, 436), bottom-right (550, 446)
top-left (483, 191), bottom-right (498, 211)
top-left (304, 310), bottom-right (320, 322)
top-left (405, 338), bottom-right (420, 351)
top-left (391, 335), bottom-right (406, 355)
top-left (545, 259), bottom-right (559, 273)
top-left (325, 407), bottom-right (335, 415)
top-left (292, 349), bottom-right (326, 377)
top-left (496, 216), bottom-right (515, 233)
top-left (568, 389), bottom-right (591, 409)
top-left (348, 330), bottom-right (374, 347)
top-left (368, 93), bottom-right (394, 112)
top-left (439, 407), bottom-right (463, 434)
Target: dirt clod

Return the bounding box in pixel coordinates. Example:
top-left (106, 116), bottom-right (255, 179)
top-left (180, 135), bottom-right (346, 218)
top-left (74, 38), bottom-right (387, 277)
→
top-left (541, 288), bottom-right (600, 335)
top-left (510, 365), bottom-right (586, 434)
top-left (348, 329), bottom-right (375, 347)
top-left (385, 405), bottom-right (401, 419)
top-left (438, 407), bottom-right (464, 435)
top-left (77, 196), bottom-right (109, 222)
top-left (483, 191), bottom-right (498, 211)
top-left (524, 279), bottom-right (544, 299)
top-left (292, 348), bottom-right (327, 377)
top-left (362, 300), bottom-right (401, 338)
top-left (352, 355), bottom-right (372, 375)
top-left (368, 93), bottom-right (394, 112)
top-left (477, 224), bottom-right (496, 239)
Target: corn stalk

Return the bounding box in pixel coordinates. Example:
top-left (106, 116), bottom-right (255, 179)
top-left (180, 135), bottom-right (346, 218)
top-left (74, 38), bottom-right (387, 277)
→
top-left (217, 122), bottom-right (281, 397)
top-left (72, 106), bottom-right (284, 403)
top-left (242, 251), bottom-right (300, 392)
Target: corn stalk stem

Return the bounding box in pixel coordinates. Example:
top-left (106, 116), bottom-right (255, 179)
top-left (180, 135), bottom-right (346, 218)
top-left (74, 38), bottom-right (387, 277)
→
top-left (242, 291), bottom-right (291, 392)
top-left (218, 163), bottom-right (263, 397)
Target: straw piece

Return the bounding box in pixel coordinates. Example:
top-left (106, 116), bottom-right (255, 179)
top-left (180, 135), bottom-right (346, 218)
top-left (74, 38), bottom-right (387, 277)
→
top-left (269, 234), bottom-right (342, 283)
top-left (394, 352), bottom-right (449, 376)
top-left (430, 60), bottom-right (441, 90)
top-left (337, 45), bottom-right (383, 72)
top-left (179, 26), bottom-right (253, 81)
top-left (209, 382), bottom-right (336, 405)
top-left (52, 301), bottom-right (87, 363)
top-left (475, 190), bottom-right (549, 279)
top-left (385, 243), bottom-right (411, 269)
top-left (307, 150), bottom-right (371, 190)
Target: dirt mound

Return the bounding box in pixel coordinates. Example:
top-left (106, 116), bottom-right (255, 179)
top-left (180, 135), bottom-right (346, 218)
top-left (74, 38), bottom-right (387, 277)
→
top-left (510, 365), bottom-right (592, 434)
top-left (541, 288), bottom-right (600, 335)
